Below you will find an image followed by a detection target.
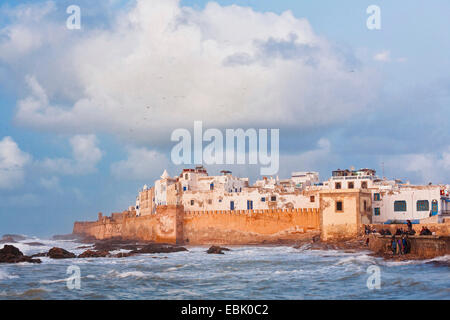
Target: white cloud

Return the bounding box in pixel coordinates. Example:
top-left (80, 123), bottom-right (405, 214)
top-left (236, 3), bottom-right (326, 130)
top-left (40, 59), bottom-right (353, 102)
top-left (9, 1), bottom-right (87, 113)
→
top-left (0, 136), bottom-right (31, 189)
top-left (5, 0), bottom-right (377, 146)
top-left (40, 176), bottom-right (62, 192)
top-left (385, 146), bottom-right (450, 184)
top-left (0, 1), bottom-right (56, 61)
top-left (373, 50), bottom-right (391, 62)
top-left (111, 147), bottom-right (169, 180)
top-left (40, 135), bottom-right (103, 175)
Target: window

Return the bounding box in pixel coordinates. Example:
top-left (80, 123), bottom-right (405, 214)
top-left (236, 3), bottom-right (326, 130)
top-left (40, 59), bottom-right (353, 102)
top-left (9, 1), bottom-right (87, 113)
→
top-left (247, 200), bottom-right (253, 210)
top-left (416, 200), bottom-right (429, 211)
top-left (208, 199), bottom-right (212, 205)
top-left (348, 182), bottom-right (354, 189)
top-left (190, 200), bottom-right (194, 206)
top-left (374, 193), bottom-right (381, 201)
top-left (183, 186), bottom-right (187, 191)
top-left (230, 201), bottom-right (235, 210)
top-left (210, 183), bottom-right (214, 191)
top-left (310, 196), bottom-right (315, 203)
top-left (335, 182), bottom-right (341, 189)
top-left (185, 174), bottom-right (188, 180)
top-left (364, 200), bottom-right (367, 211)
top-left (336, 201), bottom-right (343, 212)
top-left (374, 208), bottom-right (380, 216)
top-left (361, 181), bottom-right (368, 189)
top-left (271, 196), bottom-right (277, 202)
top-left (394, 200), bottom-right (407, 212)
top-left (261, 197), bottom-right (266, 202)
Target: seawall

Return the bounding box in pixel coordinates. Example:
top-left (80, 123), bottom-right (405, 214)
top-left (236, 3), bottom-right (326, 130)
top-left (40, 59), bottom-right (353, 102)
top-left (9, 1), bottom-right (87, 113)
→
top-left (368, 234), bottom-right (450, 259)
top-left (73, 207), bottom-right (320, 245)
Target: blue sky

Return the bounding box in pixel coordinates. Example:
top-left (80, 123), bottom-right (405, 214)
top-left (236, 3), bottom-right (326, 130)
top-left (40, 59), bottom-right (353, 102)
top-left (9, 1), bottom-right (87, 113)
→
top-left (0, 0), bottom-right (449, 237)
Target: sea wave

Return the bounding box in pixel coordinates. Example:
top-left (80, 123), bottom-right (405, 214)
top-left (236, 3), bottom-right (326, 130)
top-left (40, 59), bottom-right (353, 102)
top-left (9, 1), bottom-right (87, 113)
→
top-left (107, 270), bottom-right (150, 279)
top-left (0, 270), bottom-right (19, 280)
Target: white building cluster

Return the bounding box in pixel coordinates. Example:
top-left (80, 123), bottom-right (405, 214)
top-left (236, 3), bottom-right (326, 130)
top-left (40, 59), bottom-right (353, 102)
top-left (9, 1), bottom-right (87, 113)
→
top-left (133, 166), bottom-right (450, 224)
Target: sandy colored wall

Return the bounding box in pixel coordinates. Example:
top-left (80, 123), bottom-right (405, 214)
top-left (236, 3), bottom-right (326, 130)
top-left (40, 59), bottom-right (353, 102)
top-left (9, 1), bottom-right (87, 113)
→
top-left (183, 208), bottom-right (320, 244)
top-left (73, 206), bottom-right (183, 243)
top-left (320, 190), bottom-right (372, 241)
top-left (74, 207), bottom-right (319, 245)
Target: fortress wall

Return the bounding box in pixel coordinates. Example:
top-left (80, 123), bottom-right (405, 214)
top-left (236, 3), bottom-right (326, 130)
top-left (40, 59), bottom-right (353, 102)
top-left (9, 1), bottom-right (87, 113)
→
top-left (183, 208), bottom-right (320, 244)
top-left (73, 207), bottom-right (320, 244)
top-left (73, 206), bottom-right (183, 243)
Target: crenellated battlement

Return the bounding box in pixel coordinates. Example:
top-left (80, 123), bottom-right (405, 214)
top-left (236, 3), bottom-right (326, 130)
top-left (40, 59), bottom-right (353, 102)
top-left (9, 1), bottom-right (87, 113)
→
top-left (184, 208), bottom-right (319, 216)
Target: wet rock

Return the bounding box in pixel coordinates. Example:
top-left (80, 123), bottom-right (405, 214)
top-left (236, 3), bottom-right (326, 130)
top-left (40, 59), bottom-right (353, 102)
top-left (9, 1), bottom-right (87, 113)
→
top-left (206, 246), bottom-right (230, 254)
top-left (2, 234), bottom-right (27, 241)
top-left (30, 252), bottom-right (47, 258)
top-left (92, 238), bottom-right (142, 252)
top-left (47, 247), bottom-right (76, 259)
top-left (114, 252), bottom-right (136, 258)
top-left (131, 243), bottom-right (188, 254)
top-left (78, 250), bottom-right (110, 258)
top-left (52, 234), bottom-right (84, 241)
top-left (0, 245), bottom-right (41, 264)
top-left (76, 245), bottom-right (93, 249)
top-left (0, 236), bottom-right (17, 244)
top-left (24, 242), bottom-right (45, 247)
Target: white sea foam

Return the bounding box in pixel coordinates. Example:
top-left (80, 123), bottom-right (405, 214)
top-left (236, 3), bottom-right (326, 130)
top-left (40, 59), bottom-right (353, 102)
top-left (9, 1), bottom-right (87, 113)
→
top-left (381, 254), bottom-right (450, 267)
top-left (40, 278), bottom-right (68, 284)
top-left (0, 270), bottom-right (19, 280)
top-left (335, 254), bottom-right (375, 266)
top-left (107, 270), bottom-right (149, 279)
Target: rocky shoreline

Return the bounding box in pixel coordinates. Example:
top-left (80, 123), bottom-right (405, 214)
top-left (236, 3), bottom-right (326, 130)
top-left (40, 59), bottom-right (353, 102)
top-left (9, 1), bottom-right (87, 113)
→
top-left (1, 233), bottom-right (448, 265)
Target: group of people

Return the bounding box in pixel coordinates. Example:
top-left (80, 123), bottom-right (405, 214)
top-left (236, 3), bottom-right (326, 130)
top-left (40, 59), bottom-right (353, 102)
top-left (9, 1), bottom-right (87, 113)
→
top-left (391, 235), bottom-right (411, 255)
top-left (365, 220), bottom-right (433, 237)
top-left (419, 226), bottom-right (433, 235)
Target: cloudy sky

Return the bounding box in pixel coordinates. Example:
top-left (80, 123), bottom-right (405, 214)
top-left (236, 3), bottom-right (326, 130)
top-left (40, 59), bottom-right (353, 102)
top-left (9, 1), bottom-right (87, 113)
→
top-left (1, 0), bottom-right (449, 236)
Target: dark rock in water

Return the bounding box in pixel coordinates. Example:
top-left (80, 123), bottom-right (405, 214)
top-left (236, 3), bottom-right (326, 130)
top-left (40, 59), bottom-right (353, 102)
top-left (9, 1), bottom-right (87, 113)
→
top-left (131, 243), bottom-right (188, 254)
top-left (52, 234), bottom-right (84, 241)
top-left (78, 250), bottom-right (110, 258)
top-left (114, 252), bottom-right (136, 258)
top-left (206, 246), bottom-right (230, 254)
top-left (31, 252), bottom-right (47, 258)
top-left (76, 245), bottom-right (93, 249)
top-left (0, 236), bottom-right (17, 244)
top-left (24, 242), bottom-right (45, 247)
top-left (1, 245), bottom-right (22, 256)
top-left (0, 245), bottom-right (41, 264)
top-left (93, 238), bottom-right (151, 252)
top-left (2, 234), bottom-right (27, 241)
top-left (47, 247), bottom-right (76, 259)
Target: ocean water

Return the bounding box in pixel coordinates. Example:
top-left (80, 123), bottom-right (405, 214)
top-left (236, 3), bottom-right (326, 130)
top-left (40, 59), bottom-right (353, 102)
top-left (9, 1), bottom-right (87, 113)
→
top-left (0, 236), bottom-right (449, 300)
